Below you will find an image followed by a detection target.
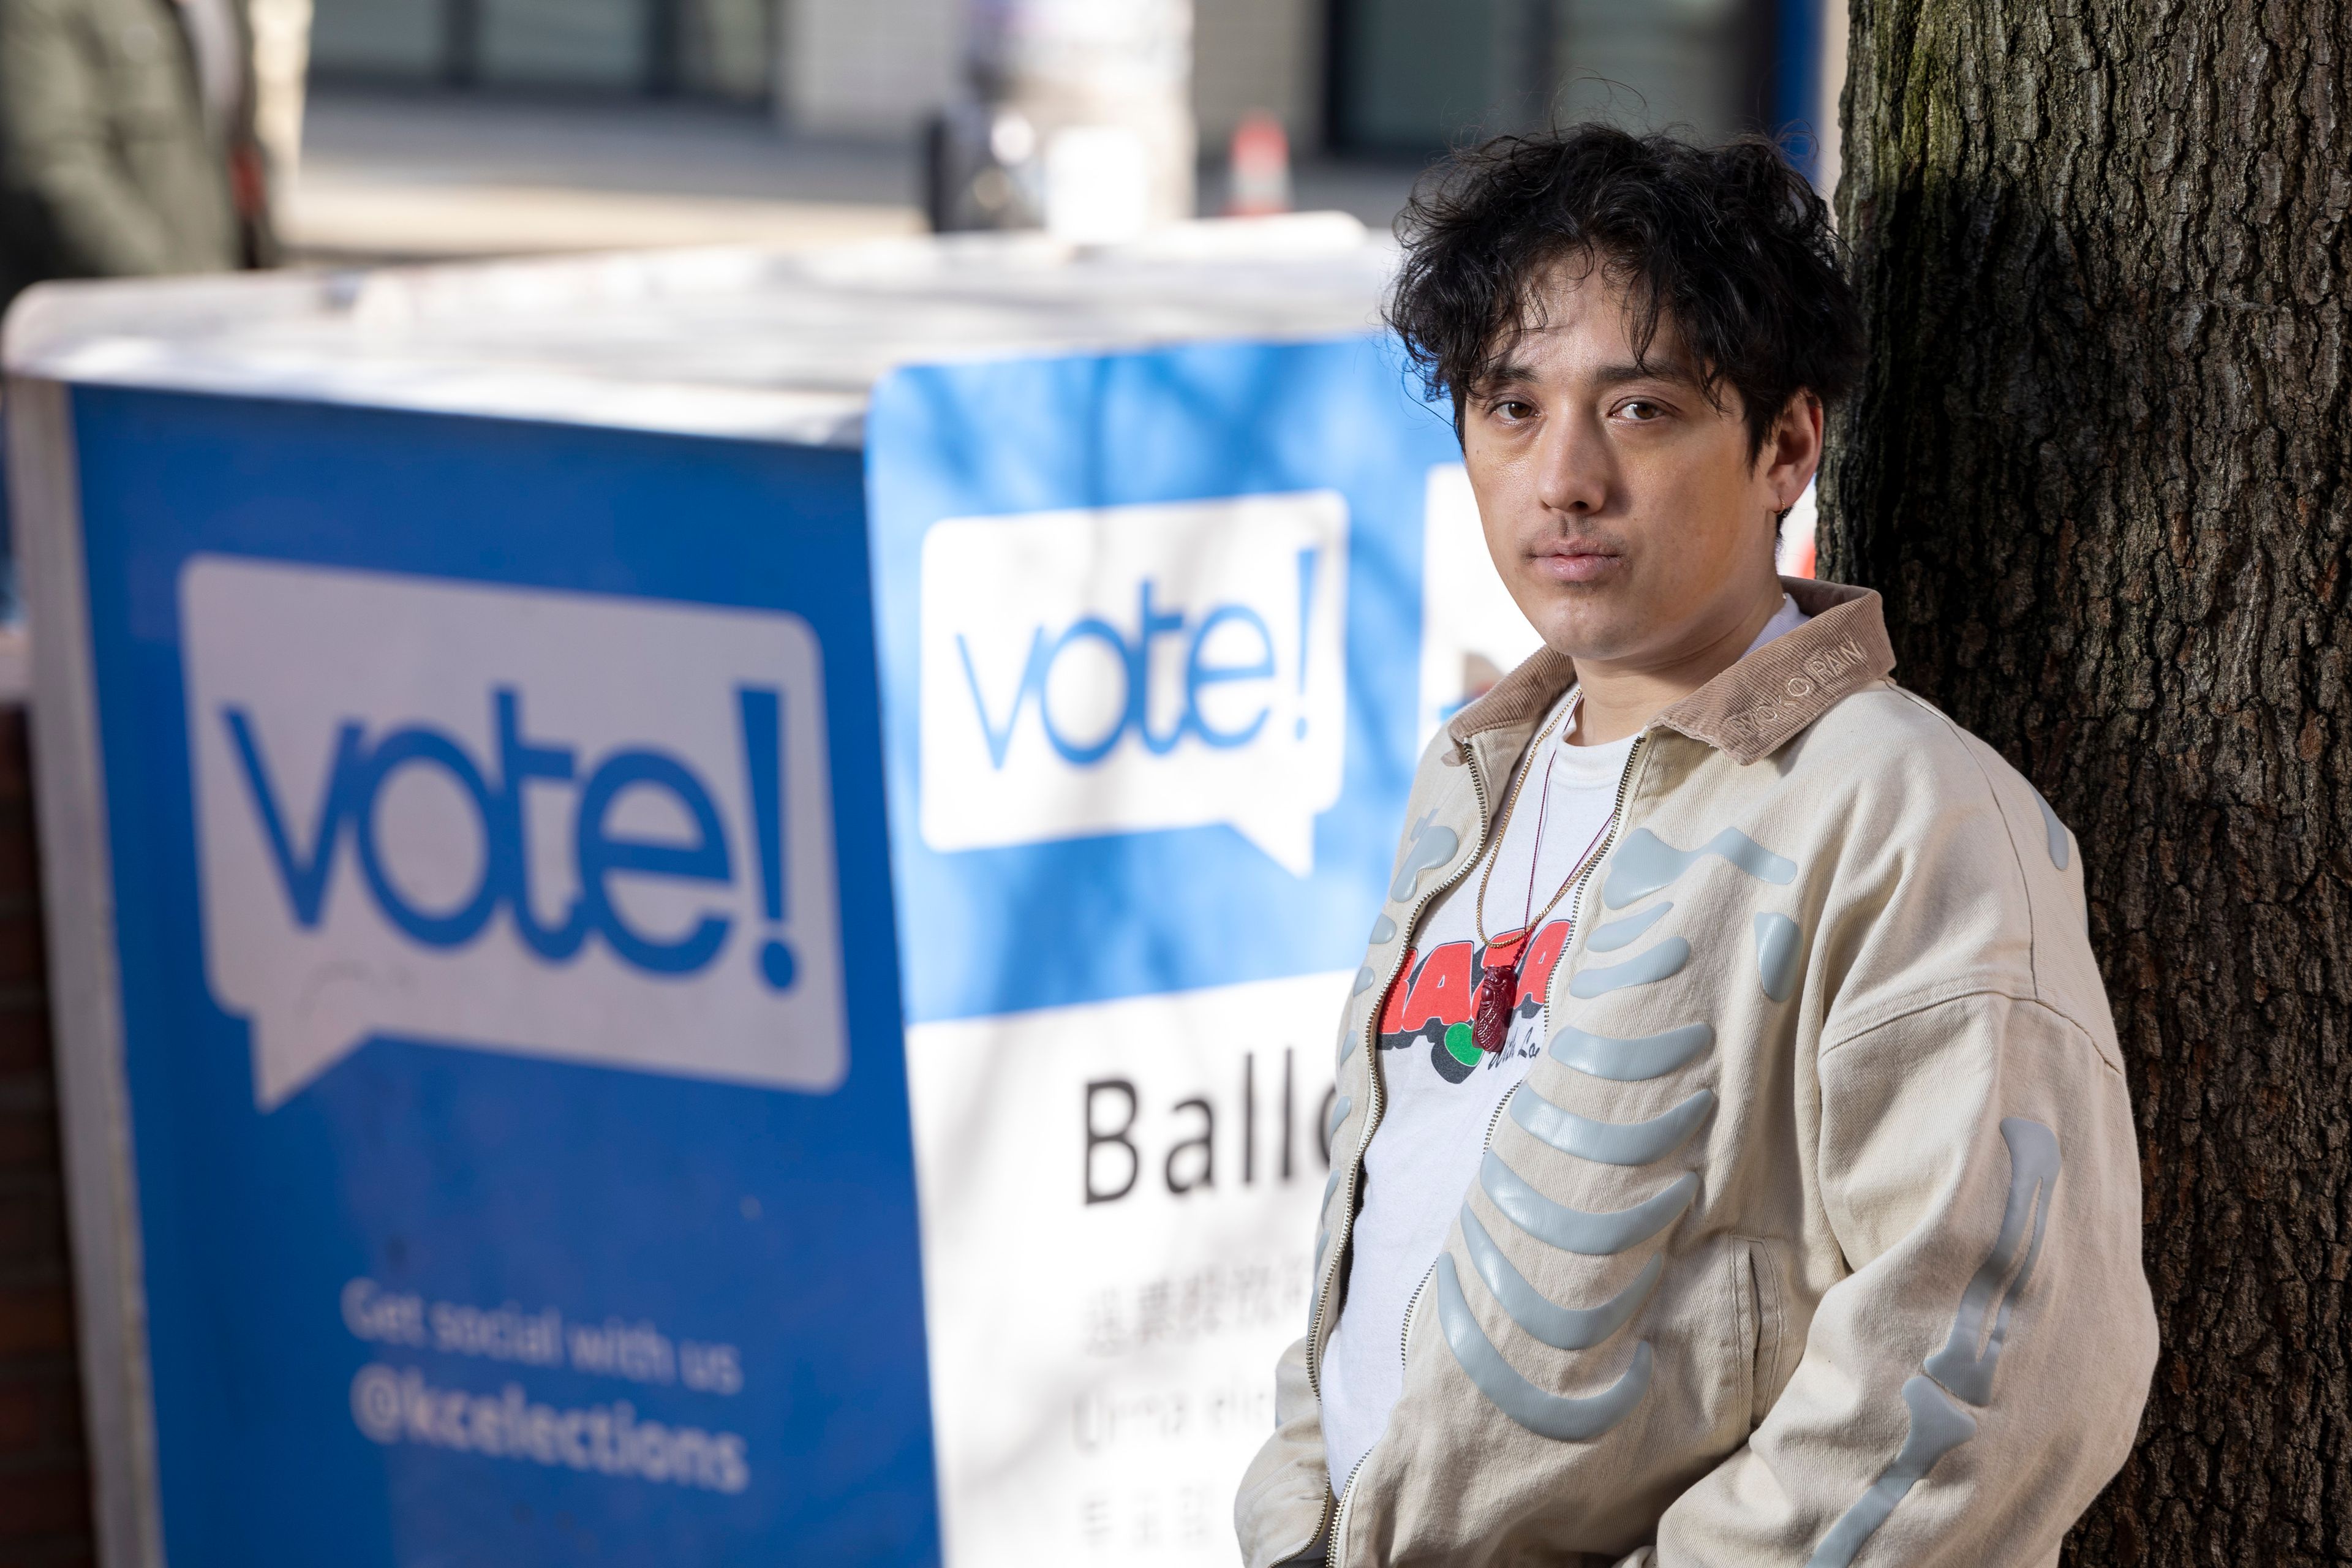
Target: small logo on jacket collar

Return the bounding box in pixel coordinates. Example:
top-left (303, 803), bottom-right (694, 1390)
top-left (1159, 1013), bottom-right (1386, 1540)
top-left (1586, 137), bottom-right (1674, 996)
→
top-left (1719, 636), bottom-right (1872, 747)
top-left (1446, 584), bottom-right (1896, 764)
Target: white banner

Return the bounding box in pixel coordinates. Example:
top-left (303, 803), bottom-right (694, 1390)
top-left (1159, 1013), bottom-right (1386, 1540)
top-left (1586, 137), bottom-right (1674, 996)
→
top-left (907, 971), bottom-right (1347, 1566)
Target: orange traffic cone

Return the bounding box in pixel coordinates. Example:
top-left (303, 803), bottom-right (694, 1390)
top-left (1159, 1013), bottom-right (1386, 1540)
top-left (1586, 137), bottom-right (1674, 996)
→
top-left (1226, 111), bottom-right (1292, 217)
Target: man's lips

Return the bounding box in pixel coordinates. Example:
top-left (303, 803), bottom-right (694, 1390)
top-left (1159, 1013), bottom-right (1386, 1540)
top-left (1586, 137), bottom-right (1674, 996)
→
top-left (1529, 543), bottom-right (1622, 583)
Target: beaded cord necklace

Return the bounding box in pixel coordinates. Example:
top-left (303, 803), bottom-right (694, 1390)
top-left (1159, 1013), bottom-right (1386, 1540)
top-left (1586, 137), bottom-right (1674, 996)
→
top-left (1469, 692), bottom-right (1616, 1056)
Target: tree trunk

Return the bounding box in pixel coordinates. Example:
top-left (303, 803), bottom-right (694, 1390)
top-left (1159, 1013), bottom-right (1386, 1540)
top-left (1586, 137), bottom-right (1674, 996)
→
top-left (1822, 3), bottom-right (2351, 1564)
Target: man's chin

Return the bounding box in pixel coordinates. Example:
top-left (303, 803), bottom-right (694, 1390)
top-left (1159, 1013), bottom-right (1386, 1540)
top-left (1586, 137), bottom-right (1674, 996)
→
top-left (1533, 605), bottom-right (1645, 667)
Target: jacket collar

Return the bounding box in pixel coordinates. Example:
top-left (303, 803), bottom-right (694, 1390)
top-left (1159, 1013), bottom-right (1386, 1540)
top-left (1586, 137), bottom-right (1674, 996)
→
top-left (1444, 577), bottom-right (1898, 765)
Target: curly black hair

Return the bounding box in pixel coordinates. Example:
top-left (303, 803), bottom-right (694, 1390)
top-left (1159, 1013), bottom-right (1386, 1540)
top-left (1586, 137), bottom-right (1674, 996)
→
top-left (1387, 125), bottom-right (1863, 456)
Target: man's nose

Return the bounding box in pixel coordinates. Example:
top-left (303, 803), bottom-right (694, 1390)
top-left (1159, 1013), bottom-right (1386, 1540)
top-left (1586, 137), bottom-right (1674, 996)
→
top-left (1532, 412), bottom-right (1610, 516)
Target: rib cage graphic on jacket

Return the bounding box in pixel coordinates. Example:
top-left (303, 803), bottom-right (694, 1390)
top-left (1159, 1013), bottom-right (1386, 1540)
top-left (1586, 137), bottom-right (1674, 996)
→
top-left (1234, 579), bottom-right (2158, 1568)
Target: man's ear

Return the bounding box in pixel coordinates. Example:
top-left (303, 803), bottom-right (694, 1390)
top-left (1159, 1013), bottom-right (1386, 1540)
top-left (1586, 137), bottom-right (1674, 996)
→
top-left (1763, 390), bottom-right (1825, 510)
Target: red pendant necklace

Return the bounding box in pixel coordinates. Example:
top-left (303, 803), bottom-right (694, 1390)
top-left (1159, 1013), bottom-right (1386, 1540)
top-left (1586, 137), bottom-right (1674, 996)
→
top-left (1471, 694), bottom-right (1615, 1056)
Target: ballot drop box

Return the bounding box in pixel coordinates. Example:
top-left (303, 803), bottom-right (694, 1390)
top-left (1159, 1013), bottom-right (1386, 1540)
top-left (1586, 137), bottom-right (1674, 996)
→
top-left (1, 221), bottom-right (1542, 1568)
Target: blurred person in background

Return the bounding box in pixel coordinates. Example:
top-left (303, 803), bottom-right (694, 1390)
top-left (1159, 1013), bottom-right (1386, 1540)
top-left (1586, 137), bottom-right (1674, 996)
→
top-left (0, 0), bottom-right (275, 315)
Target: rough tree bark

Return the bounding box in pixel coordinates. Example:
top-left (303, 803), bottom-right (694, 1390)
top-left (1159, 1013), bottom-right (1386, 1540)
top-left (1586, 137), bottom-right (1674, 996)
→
top-left (1823, 2), bottom-right (2351, 1564)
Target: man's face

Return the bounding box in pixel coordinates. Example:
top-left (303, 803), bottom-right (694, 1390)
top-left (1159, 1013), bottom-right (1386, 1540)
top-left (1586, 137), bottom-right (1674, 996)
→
top-left (1459, 257), bottom-right (1818, 669)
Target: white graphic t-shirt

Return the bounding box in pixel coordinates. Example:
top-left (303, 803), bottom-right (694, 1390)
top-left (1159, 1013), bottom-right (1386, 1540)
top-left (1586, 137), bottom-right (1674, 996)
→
top-left (1319, 596), bottom-right (1810, 1495)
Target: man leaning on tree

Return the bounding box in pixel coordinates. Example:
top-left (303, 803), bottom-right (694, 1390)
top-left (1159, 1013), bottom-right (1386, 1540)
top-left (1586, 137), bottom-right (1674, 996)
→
top-left (1235, 126), bottom-right (2157, 1568)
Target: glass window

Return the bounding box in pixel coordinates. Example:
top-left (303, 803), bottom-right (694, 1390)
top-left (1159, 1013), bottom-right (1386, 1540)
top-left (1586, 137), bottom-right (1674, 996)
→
top-left (1556, 0), bottom-right (1751, 143)
top-left (479, 0), bottom-right (643, 88)
top-left (309, 0), bottom-right (444, 77)
top-left (1329, 0), bottom-right (1773, 154)
top-left (1330, 0), bottom-right (1505, 153)
top-left (680, 0), bottom-right (772, 101)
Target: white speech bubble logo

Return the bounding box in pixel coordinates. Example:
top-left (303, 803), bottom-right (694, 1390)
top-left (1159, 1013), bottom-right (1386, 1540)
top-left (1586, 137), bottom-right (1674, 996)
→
top-left (180, 556), bottom-right (847, 1110)
top-left (918, 492), bottom-right (1348, 876)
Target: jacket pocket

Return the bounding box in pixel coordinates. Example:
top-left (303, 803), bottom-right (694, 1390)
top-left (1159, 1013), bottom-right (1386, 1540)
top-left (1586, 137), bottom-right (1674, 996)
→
top-left (1732, 1237), bottom-right (1787, 1431)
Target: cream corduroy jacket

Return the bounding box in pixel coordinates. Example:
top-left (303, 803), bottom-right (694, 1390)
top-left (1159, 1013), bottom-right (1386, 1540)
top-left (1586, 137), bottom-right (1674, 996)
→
top-left (1234, 578), bottom-right (2157, 1568)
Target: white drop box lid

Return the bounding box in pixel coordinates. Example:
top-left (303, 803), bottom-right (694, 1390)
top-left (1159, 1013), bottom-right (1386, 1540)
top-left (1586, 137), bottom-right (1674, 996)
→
top-left (1, 214), bottom-right (1398, 447)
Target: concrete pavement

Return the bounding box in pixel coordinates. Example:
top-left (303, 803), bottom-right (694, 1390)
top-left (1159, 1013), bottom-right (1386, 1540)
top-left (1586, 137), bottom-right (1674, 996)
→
top-left (288, 86), bottom-right (1427, 265)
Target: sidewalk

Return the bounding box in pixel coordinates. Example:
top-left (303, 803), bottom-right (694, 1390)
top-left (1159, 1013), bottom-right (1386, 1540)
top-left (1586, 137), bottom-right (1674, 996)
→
top-left (287, 89), bottom-right (929, 262)
top-left (289, 87), bottom-right (1427, 264)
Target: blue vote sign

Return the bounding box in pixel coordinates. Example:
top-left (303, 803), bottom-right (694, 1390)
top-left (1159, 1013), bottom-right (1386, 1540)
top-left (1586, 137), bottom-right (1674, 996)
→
top-left (869, 334), bottom-right (1460, 1025)
top-left (864, 336), bottom-right (1468, 1566)
top-left (43, 386), bottom-right (934, 1566)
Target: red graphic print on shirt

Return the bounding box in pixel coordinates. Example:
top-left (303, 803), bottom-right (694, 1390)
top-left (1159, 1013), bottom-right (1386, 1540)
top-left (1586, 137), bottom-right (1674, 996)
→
top-left (1377, 919), bottom-right (1572, 1084)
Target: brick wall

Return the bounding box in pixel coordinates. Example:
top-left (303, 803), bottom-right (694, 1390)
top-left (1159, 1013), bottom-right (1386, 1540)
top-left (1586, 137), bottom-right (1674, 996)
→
top-left (0, 706), bottom-right (95, 1566)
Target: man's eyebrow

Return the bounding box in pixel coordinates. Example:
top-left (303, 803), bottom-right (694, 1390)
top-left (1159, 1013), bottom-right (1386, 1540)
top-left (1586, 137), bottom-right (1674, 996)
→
top-left (1590, 358), bottom-right (1703, 390)
top-left (1477, 358), bottom-right (1539, 390)
top-left (1472, 356), bottom-right (1707, 395)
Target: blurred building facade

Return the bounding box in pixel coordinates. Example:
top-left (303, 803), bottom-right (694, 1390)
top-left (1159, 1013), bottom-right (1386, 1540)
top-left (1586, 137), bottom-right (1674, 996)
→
top-left (304, 0), bottom-right (1842, 175)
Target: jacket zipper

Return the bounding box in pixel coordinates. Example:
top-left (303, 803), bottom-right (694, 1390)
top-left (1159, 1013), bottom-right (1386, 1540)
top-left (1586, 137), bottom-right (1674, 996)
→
top-left (1290, 737), bottom-right (1497, 1567)
top-left (1403, 726), bottom-right (1649, 1368)
top-left (1322, 1080), bottom-right (1520, 1568)
top-left (1306, 740), bottom-right (1497, 1399)
top-left (1322, 729), bottom-right (1653, 1568)
top-left (1395, 1069), bottom-right (1528, 1365)
top-left (1537, 733), bottom-right (1651, 1046)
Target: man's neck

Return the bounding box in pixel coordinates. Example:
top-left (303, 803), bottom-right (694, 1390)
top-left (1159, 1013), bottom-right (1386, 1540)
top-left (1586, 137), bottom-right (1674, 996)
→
top-left (1569, 583), bottom-right (1786, 746)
